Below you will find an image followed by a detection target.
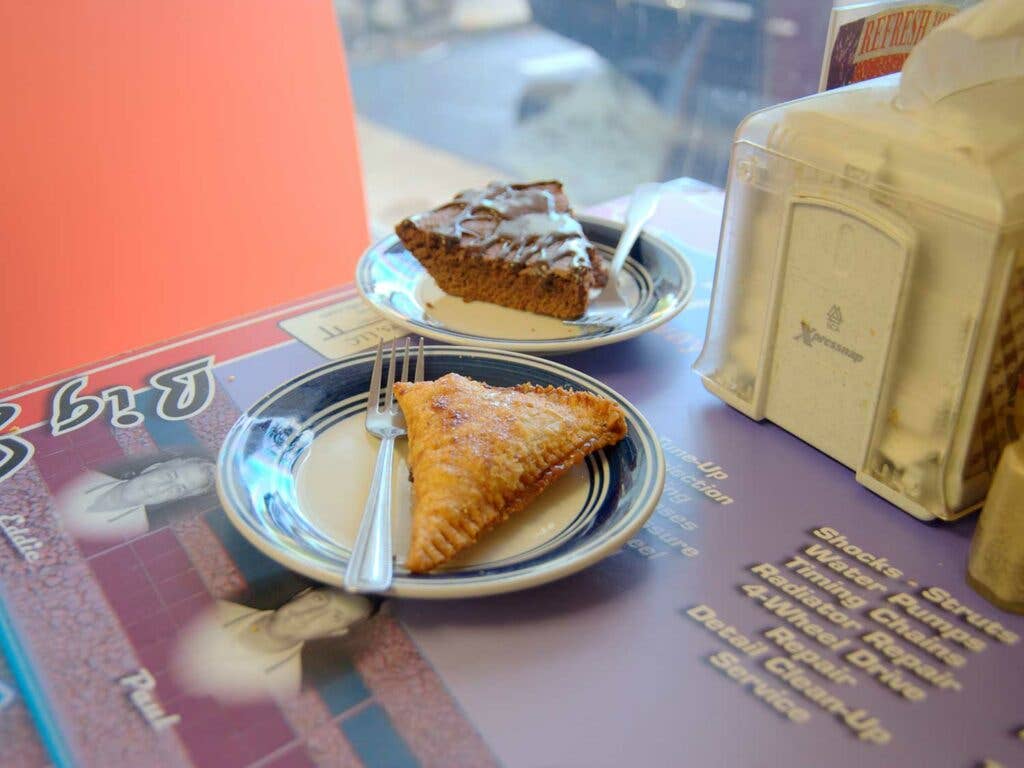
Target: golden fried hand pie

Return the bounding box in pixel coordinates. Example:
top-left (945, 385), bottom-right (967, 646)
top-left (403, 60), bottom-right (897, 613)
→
top-left (393, 373), bottom-right (628, 573)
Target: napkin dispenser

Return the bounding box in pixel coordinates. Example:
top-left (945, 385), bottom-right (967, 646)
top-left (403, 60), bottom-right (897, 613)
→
top-left (695, 0), bottom-right (1024, 521)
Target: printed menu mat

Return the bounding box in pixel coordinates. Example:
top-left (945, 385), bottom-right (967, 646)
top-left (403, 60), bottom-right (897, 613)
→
top-left (0, 652), bottom-right (49, 767)
top-left (0, 288), bottom-right (491, 768)
top-left (3, 185), bottom-right (1024, 767)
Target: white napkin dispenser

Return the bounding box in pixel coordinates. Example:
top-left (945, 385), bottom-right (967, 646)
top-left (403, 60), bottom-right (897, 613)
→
top-left (694, 65), bottom-right (1024, 521)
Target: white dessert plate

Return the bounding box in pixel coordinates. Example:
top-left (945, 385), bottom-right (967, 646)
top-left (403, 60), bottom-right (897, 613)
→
top-left (217, 346), bottom-right (665, 598)
top-left (355, 214), bottom-right (695, 354)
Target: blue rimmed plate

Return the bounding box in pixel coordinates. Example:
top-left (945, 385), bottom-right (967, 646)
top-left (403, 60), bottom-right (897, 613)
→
top-left (217, 346), bottom-right (665, 598)
top-left (356, 214), bottom-right (695, 354)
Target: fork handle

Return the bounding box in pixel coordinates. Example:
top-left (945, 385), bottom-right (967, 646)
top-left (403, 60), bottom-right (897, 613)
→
top-left (609, 182), bottom-right (662, 278)
top-left (345, 434), bottom-right (395, 592)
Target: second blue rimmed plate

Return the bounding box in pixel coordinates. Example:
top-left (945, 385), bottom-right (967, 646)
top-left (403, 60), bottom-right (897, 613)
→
top-left (356, 214), bottom-right (695, 354)
top-left (217, 345), bottom-right (664, 598)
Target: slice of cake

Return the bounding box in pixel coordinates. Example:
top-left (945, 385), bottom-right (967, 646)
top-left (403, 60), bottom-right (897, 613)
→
top-left (395, 181), bottom-right (606, 320)
top-left (393, 373), bottom-right (628, 573)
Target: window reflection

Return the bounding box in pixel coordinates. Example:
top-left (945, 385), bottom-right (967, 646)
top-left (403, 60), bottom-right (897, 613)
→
top-left (338, 0), bottom-right (830, 210)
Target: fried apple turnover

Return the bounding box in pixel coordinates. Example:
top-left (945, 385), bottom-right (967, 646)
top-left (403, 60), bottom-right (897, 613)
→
top-left (393, 373), bottom-right (627, 573)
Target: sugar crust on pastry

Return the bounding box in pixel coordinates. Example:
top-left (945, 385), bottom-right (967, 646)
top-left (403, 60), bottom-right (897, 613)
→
top-left (393, 373), bottom-right (628, 573)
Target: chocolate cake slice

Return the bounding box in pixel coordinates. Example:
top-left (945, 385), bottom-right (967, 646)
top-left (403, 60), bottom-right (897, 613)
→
top-left (395, 181), bottom-right (606, 320)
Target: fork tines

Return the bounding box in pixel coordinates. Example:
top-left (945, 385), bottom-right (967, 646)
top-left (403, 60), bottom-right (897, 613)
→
top-left (369, 337), bottom-right (425, 413)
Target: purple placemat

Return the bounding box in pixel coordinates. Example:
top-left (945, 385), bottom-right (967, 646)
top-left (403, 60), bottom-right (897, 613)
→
top-left (0, 288), bottom-right (495, 768)
top-left (389, 181), bottom-right (1024, 767)
top-left (3, 180), bottom-right (1024, 767)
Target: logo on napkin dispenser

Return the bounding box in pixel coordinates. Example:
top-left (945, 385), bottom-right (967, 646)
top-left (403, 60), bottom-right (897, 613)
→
top-left (793, 322), bottom-right (864, 364)
top-left (827, 305), bottom-right (843, 331)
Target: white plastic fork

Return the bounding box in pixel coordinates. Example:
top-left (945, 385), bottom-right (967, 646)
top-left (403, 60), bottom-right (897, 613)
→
top-left (344, 337), bottom-right (425, 593)
top-left (565, 182), bottom-right (663, 328)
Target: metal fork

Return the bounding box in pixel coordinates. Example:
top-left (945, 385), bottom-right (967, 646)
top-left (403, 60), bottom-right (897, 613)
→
top-left (344, 337), bottom-right (425, 593)
top-left (564, 182), bottom-right (663, 328)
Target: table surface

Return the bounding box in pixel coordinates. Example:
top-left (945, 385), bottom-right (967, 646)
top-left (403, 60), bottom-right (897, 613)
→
top-left (2, 180), bottom-right (1023, 768)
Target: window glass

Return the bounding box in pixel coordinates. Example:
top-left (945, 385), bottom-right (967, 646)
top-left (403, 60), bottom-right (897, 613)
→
top-left (338, 0), bottom-right (833, 214)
